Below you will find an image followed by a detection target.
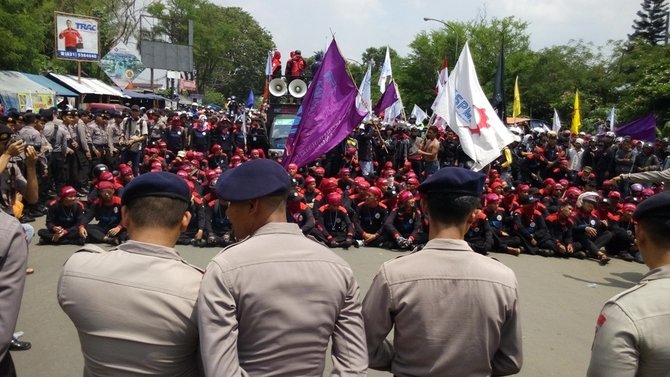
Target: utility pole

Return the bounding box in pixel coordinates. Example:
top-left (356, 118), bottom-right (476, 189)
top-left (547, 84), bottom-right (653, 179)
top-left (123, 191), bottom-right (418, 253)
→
top-left (665, 11), bottom-right (669, 45)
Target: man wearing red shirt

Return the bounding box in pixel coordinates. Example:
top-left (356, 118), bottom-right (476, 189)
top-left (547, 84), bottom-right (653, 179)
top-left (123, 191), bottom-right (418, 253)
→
top-left (59, 20), bottom-right (82, 52)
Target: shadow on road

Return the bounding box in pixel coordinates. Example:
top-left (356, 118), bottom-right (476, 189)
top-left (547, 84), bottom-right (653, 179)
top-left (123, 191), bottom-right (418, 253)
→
top-left (562, 272), bottom-right (643, 289)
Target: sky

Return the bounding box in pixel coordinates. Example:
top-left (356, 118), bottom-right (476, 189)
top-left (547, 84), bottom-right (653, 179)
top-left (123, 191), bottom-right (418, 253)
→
top-left (217, 0), bottom-right (643, 61)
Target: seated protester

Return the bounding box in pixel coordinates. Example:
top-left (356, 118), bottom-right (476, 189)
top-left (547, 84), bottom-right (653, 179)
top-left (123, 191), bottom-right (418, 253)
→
top-left (312, 178), bottom-right (338, 210)
top-left (81, 181), bottom-right (125, 245)
top-left (545, 201), bottom-right (582, 259)
top-left (286, 190), bottom-right (317, 237)
top-left (483, 193), bottom-right (522, 255)
top-left (572, 192), bottom-right (613, 265)
top-left (301, 176), bottom-right (320, 207)
top-left (383, 190), bottom-right (426, 250)
top-left (527, 187), bottom-right (549, 216)
top-left (205, 198), bottom-right (234, 247)
top-left (314, 192), bottom-right (354, 249)
top-left (353, 186), bottom-right (389, 247)
top-left (563, 186), bottom-right (582, 207)
top-left (87, 171), bottom-right (122, 204)
top-left (548, 159), bottom-right (571, 181)
top-left (542, 183), bottom-right (565, 214)
top-left (573, 166), bottom-right (594, 188)
top-left (348, 179), bottom-right (370, 206)
top-left (377, 178), bottom-right (399, 210)
top-left (38, 186), bottom-right (86, 245)
top-left (207, 144), bottom-right (228, 170)
top-left (286, 163), bottom-right (304, 187)
top-left (464, 204), bottom-right (493, 255)
top-left (606, 190), bottom-right (624, 212)
top-left (512, 196), bottom-right (555, 257)
top-left (337, 168), bottom-right (355, 192)
top-left (157, 140), bottom-right (176, 165)
top-left (176, 184), bottom-right (207, 247)
top-left (607, 203), bottom-right (638, 262)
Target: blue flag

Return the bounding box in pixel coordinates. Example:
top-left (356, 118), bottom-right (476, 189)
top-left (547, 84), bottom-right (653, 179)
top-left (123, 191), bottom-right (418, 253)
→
top-left (246, 88), bottom-right (255, 109)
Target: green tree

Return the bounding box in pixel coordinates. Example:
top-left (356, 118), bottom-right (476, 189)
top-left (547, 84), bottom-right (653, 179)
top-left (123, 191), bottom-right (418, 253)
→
top-left (146, 1), bottom-right (273, 98)
top-left (630, 0), bottom-right (669, 45)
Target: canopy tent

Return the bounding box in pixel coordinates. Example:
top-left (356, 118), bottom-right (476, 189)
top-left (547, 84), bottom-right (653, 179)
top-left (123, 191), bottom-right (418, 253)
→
top-left (0, 71), bottom-right (56, 112)
top-left (23, 73), bottom-right (77, 98)
top-left (122, 89), bottom-right (168, 108)
top-left (46, 73), bottom-right (128, 104)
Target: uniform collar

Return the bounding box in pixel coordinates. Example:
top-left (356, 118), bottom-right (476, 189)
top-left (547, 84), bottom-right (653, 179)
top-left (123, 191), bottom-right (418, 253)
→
top-left (423, 238), bottom-right (473, 252)
top-left (117, 240), bottom-right (185, 262)
top-left (252, 222), bottom-right (302, 237)
top-left (642, 265), bottom-right (670, 282)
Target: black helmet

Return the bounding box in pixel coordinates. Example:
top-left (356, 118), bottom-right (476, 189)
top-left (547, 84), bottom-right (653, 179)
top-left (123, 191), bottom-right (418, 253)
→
top-left (92, 164), bottom-right (109, 178)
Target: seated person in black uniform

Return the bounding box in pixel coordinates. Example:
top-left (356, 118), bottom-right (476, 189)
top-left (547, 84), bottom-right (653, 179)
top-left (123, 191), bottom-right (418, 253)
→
top-left (205, 197), bottom-right (234, 247)
top-left (465, 204), bottom-right (494, 255)
top-left (81, 181), bottom-right (126, 245)
top-left (315, 192), bottom-right (354, 249)
top-left (286, 190), bottom-right (317, 237)
top-left (384, 190), bottom-right (427, 250)
top-left (38, 186), bottom-right (86, 245)
top-left (353, 186), bottom-right (389, 247)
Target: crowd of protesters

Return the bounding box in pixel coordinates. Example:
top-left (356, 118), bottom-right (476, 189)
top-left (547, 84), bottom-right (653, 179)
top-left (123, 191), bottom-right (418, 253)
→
top-left (1, 101), bottom-right (669, 265)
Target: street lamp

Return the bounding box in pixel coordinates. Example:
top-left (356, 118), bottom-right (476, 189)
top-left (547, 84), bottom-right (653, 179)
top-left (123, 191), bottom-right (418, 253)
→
top-left (423, 17), bottom-right (459, 63)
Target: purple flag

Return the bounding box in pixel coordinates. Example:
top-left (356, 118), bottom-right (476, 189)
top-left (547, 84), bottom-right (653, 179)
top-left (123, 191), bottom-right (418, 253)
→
top-left (615, 113), bottom-right (657, 142)
top-left (373, 81), bottom-right (398, 115)
top-left (282, 39), bottom-right (365, 168)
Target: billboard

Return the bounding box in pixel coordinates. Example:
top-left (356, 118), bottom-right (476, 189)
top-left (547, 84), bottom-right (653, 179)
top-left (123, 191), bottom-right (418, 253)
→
top-left (140, 41), bottom-right (193, 72)
top-left (99, 43), bottom-right (146, 89)
top-left (54, 12), bottom-right (100, 61)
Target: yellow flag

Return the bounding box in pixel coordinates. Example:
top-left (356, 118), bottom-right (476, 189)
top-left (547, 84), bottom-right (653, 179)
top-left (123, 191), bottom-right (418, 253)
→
top-left (512, 76), bottom-right (521, 119)
top-left (571, 89), bottom-right (581, 134)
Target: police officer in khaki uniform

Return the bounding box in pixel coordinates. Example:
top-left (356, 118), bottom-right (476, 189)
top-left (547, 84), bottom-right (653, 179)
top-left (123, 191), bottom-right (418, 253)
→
top-left (363, 167), bottom-right (523, 377)
top-left (588, 190), bottom-right (670, 377)
top-left (197, 159), bottom-right (367, 376)
top-left (0, 209), bottom-right (28, 377)
top-left (58, 172), bottom-right (204, 376)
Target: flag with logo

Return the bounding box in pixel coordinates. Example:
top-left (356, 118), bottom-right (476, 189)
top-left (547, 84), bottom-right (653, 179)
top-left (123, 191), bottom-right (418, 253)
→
top-left (411, 105), bottom-right (428, 125)
top-left (491, 44), bottom-right (505, 121)
top-left (378, 46), bottom-right (393, 93)
top-left (433, 42), bottom-right (515, 171)
top-left (571, 90), bottom-right (581, 134)
top-left (356, 63), bottom-right (372, 120)
top-left (434, 56), bottom-right (449, 93)
top-left (282, 39), bottom-right (366, 168)
top-left (373, 81), bottom-right (398, 115)
top-left (553, 108), bottom-right (561, 133)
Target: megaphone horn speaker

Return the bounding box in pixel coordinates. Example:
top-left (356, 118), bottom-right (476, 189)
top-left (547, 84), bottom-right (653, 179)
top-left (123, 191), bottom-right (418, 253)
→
top-left (289, 79), bottom-right (308, 98)
top-left (269, 78), bottom-right (287, 97)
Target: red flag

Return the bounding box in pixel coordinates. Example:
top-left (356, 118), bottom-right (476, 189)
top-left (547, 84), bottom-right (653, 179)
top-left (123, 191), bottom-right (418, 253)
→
top-left (434, 56), bottom-right (449, 94)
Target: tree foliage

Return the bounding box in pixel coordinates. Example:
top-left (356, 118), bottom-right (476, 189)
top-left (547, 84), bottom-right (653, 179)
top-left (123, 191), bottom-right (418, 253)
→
top-left (630, 0), bottom-right (669, 45)
top-left (145, 1), bottom-right (274, 98)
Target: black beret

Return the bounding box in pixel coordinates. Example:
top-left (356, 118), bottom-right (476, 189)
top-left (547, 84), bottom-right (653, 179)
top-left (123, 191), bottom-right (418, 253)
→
top-left (633, 191), bottom-right (670, 221)
top-left (418, 167), bottom-right (485, 197)
top-left (215, 159), bottom-right (290, 201)
top-left (121, 172), bottom-right (191, 206)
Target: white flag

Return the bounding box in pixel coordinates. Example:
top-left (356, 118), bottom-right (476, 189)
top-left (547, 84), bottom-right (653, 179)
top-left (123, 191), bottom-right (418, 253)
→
top-left (378, 46), bottom-right (393, 93)
top-left (553, 108), bottom-right (562, 133)
top-left (411, 104), bottom-right (428, 125)
top-left (265, 51), bottom-right (273, 76)
top-left (608, 107), bottom-right (616, 131)
top-left (356, 63), bottom-right (372, 120)
top-left (384, 101), bottom-right (403, 123)
top-left (438, 42), bottom-right (515, 171)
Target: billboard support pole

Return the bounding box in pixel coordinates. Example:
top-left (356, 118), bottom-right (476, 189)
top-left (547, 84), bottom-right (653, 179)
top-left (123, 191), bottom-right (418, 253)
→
top-left (150, 68), bottom-right (154, 90)
top-left (77, 61), bottom-right (82, 83)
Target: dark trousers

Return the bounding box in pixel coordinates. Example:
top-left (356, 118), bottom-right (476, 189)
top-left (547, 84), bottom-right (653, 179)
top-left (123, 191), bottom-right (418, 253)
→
top-left (0, 352), bottom-right (16, 377)
top-left (574, 231), bottom-right (614, 257)
top-left (49, 154), bottom-right (67, 193)
top-left (121, 150), bottom-right (142, 176)
top-left (85, 223), bottom-right (126, 244)
top-left (75, 149), bottom-right (91, 190)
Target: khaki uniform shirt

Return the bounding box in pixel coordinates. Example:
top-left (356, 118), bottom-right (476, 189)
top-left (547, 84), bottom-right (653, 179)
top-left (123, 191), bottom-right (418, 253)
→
top-left (363, 238), bottom-right (523, 377)
top-left (622, 169), bottom-right (670, 191)
top-left (588, 266), bottom-right (670, 377)
top-left (58, 241), bottom-right (204, 377)
top-left (0, 211), bottom-right (28, 361)
top-left (197, 222), bottom-right (367, 377)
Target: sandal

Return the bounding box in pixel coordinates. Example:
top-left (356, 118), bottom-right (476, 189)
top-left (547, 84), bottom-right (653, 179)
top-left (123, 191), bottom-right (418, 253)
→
top-left (597, 252), bottom-right (611, 265)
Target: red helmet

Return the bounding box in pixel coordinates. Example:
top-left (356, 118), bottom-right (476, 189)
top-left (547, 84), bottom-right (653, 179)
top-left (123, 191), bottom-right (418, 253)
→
top-left (339, 167), bottom-right (350, 176)
top-left (96, 181), bottom-right (115, 192)
top-left (375, 178), bottom-right (389, 189)
top-left (194, 151), bottom-right (204, 160)
top-left (319, 178), bottom-right (338, 194)
top-left (99, 171), bottom-right (114, 182)
top-left (622, 203), bottom-right (637, 213)
top-left (484, 193), bottom-right (500, 203)
top-left (151, 161), bottom-right (162, 170)
top-left (406, 177), bottom-right (420, 187)
top-left (608, 191), bottom-right (622, 199)
top-left (345, 147), bottom-right (357, 156)
top-left (543, 178), bottom-right (556, 187)
top-left (397, 190), bottom-right (415, 205)
top-left (384, 161), bottom-right (394, 169)
top-left (288, 163), bottom-right (298, 171)
top-left (358, 181), bottom-right (370, 191)
top-left (170, 116), bottom-right (181, 127)
top-left (368, 186), bottom-right (383, 200)
top-left (384, 169), bottom-right (396, 177)
top-left (211, 144), bottom-right (222, 153)
top-left (305, 176), bottom-right (316, 185)
top-left (185, 151), bottom-right (195, 160)
top-left (158, 141), bottom-right (167, 148)
top-left (176, 170), bottom-right (189, 179)
top-left (59, 186), bottom-right (77, 199)
top-left (327, 192), bottom-right (342, 206)
top-left (314, 167), bottom-right (325, 176)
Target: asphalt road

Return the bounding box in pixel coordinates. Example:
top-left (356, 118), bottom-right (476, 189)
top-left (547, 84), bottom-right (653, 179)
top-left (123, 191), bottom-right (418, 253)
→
top-left (12, 217), bottom-right (648, 377)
